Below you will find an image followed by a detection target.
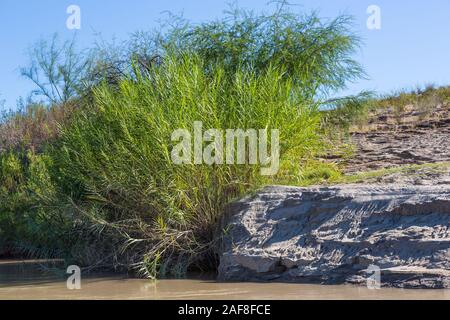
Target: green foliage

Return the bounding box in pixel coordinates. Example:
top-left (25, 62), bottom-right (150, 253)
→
top-left (320, 92), bottom-right (373, 131)
top-left (297, 160), bottom-right (342, 185)
top-left (0, 149), bottom-right (73, 258)
top-left (162, 5), bottom-right (364, 97)
top-left (52, 54), bottom-right (324, 276)
top-left (1, 4), bottom-right (365, 276)
top-left (337, 162), bottom-right (450, 184)
top-left (87, 2), bottom-right (364, 101)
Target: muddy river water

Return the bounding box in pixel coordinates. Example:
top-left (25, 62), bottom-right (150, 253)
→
top-left (1, 260), bottom-right (450, 300)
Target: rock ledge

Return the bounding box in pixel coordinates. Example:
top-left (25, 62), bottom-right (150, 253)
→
top-left (218, 185), bottom-right (450, 288)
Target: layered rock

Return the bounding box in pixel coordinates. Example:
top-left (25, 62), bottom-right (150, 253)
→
top-left (343, 104), bottom-right (449, 173)
top-left (218, 185), bottom-right (450, 288)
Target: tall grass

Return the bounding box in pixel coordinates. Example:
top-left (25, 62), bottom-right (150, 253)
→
top-left (51, 54), bottom-right (323, 277)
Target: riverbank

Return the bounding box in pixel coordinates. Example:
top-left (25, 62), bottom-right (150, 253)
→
top-left (0, 6), bottom-right (449, 283)
top-left (218, 184), bottom-right (450, 288)
top-left (215, 99), bottom-right (450, 289)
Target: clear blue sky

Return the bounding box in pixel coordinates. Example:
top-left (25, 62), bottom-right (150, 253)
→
top-left (1, 0), bottom-right (450, 109)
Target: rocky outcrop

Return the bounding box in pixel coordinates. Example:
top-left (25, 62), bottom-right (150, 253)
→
top-left (343, 104), bottom-right (449, 173)
top-left (218, 185), bottom-right (450, 288)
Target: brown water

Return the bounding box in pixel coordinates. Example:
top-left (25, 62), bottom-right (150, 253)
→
top-left (2, 260), bottom-right (450, 300)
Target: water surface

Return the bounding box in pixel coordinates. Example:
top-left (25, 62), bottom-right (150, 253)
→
top-left (2, 260), bottom-right (450, 300)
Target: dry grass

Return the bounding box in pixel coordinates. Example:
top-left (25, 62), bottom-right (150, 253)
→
top-left (373, 84), bottom-right (450, 114)
top-left (0, 102), bottom-right (76, 152)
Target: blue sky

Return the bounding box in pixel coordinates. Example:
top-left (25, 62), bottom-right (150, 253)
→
top-left (1, 0), bottom-right (450, 109)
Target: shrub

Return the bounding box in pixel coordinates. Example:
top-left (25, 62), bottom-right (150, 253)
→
top-left (0, 102), bottom-right (75, 153)
top-left (0, 149), bottom-right (74, 258)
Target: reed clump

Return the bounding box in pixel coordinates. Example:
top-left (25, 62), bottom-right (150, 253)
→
top-left (0, 4), bottom-right (365, 277)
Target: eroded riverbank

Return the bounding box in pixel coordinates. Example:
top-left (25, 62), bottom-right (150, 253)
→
top-left (218, 185), bottom-right (450, 288)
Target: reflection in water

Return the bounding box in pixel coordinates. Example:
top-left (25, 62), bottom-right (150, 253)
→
top-left (1, 260), bottom-right (450, 300)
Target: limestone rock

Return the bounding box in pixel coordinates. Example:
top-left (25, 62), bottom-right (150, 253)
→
top-left (218, 185), bottom-right (450, 288)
